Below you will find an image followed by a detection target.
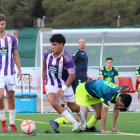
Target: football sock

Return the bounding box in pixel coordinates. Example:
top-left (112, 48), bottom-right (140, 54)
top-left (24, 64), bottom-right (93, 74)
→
top-left (61, 110), bottom-right (77, 124)
top-left (87, 115), bottom-right (99, 128)
top-left (55, 117), bottom-right (71, 124)
top-left (76, 108), bottom-right (83, 117)
top-left (0, 109), bottom-right (6, 121)
top-left (9, 109), bottom-right (15, 124)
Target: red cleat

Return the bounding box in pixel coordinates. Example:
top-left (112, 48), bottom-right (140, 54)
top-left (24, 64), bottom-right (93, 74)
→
top-left (9, 124), bottom-right (19, 132)
top-left (1, 120), bottom-right (7, 132)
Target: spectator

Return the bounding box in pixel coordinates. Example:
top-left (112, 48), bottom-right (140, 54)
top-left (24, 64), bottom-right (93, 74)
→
top-left (99, 57), bottom-right (119, 86)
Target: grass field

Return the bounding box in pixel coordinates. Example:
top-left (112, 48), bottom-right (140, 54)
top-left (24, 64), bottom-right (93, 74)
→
top-left (1, 112), bottom-right (140, 140)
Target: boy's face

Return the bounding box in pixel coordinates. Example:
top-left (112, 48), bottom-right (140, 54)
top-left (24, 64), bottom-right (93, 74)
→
top-left (0, 21), bottom-right (6, 33)
top-left (106, 60), bottom-right (113, 68)
top-left (51, 42), bottom-right (63, 55)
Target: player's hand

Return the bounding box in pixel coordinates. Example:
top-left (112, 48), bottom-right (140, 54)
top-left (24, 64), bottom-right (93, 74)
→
top-left (112, 127), bottom-right (121, 132)
top-left (56, 90), bottom-right (64, 99)
top-left (42, 72), bottom-right (46, 80)
top-left (17, 70), bottom-right (22, 82)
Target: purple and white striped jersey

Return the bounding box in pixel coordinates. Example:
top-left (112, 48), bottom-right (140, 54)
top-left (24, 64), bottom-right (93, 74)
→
top-left (0, 33), bottom-right (18, 76)
top-left (44, 49), bottom-right (75, 89)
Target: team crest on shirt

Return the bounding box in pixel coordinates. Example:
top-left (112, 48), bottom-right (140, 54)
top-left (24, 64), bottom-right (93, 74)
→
top-left (48, 65), bottom-right (58, 73)
top-left (8, 40), bottom-right (11, 44)
top-left (60, 61), bottom-right (63, 64)
top-left (112, 72), bottom-right (114, 75)
top-left (0, 48), bottom-right (8, 56)
top-left (117, 90), bottom-right (121, 93)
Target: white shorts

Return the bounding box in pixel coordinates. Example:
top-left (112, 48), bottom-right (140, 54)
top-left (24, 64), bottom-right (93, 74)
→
top-left (0, 75), bottom-right (16, 91)
top-left (45, 85), bottom-right (75, 102)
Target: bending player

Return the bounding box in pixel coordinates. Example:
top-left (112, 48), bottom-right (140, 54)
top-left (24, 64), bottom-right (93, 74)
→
top-left (42, 34), bottom-right (86, 133)
top-left (53, 79), bottom-right (132, 133)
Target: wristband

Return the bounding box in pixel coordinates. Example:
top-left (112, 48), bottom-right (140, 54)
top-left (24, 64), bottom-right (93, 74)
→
top-left (62, 85), bottom-right (67, 91)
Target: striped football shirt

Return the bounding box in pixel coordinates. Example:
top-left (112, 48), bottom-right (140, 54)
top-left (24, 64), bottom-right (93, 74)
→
top-left (44, 49), bottom-right (75, 89)
top-left (0, 33), bottom-right (18, 76)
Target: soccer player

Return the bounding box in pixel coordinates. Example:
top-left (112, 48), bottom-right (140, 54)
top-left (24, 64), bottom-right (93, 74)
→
top-left (99, 57), bottom-right (119, 86)
top-left (0, 14), bottom-right (21, 132)
top-left (53, 79), bottom-right (132, 133)
top-left (42, 34), bottom-right (86, 133)
top-left (72, 38), bottom-right (88, 93)
top-left (136, 67), bottom-right (140, 104)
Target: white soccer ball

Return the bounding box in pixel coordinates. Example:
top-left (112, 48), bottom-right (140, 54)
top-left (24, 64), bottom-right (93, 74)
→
top-left (21, 120), bottom-right (36, 134)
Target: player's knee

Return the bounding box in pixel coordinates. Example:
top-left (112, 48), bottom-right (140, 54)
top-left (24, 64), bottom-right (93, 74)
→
top-left (96, 114), bottom-right (101, 120)
top-left (7, 95), bottom-right (14, 103)
top-left (69, 106), bottom-right (77, 112)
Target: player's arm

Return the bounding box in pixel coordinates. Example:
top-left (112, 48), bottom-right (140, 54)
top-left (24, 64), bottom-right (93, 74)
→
top-left (136, 76), bottom-right (140, 82)
top-left (56, 71), bottom-right (75, 99)
top-left (99, 68), bottom-right (104, 79)
top-left (112, 103), bottom-right (120, 132)
top-left (72, 50), bottom-right (78, 64)
top-left (42, 57), bottom-right (46, 80)
top-left (13, 50), bottom-right (21, 82)
top-left (115, 77), bottom-right (119, 86)
top-left (99, 76), bottom-right (103, 80)
top-left (101, 105), bottom-right (111, 133)
top-left (114, 68), bottom-right (119, 86)
top-left (65, 73), bottom-right (75, 87)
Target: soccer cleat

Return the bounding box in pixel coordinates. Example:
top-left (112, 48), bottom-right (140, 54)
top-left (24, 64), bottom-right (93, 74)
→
top-left (78, 126), bottom-right (100, 132)
top-left (72, 122), bottom-right (80, 132)
top-left (1, 120), bottom-right (7, 132)
top-left (49, 120), bottom-right (60, 133)
top-left (79, 112), bottom-right (86, 130)
top-left (9, 124), bottom-right (19, 132)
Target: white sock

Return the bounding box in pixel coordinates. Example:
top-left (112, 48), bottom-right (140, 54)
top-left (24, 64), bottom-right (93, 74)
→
top-left (0, 109), bottom-right (6, 121)
top-left (9, 110), bottom-right (15, 124)
top-left (54, 118), bottom-right (58, 123)
top-left (61, 110), bottom-right (77, 124)
top-left (76, 108), bottom-right (83, 118)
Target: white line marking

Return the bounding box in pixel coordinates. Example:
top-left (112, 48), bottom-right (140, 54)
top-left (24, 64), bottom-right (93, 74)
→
top-left (0, 133), bottom-right (140, 136)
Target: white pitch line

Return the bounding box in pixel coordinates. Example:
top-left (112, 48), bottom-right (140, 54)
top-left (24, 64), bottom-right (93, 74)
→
top-left (0, 133), bottom-right (140, 136)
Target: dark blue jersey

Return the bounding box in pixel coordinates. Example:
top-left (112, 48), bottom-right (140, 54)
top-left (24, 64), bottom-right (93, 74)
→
top-left (72, 49), bottom-right (88, 77)
top-left (85, 79), bottom-right (122, 108)
top-left (99, 66), bottom-right (119, 83)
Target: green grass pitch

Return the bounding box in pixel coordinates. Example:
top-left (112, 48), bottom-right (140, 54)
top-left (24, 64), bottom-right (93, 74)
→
top-left (0, 112), bottom-right (140, 140)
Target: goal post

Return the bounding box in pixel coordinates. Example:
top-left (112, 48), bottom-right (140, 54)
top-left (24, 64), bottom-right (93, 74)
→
top-left (35, 28), bottom-right (140, 113)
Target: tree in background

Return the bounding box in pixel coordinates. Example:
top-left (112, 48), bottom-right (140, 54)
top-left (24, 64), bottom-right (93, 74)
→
top-left (0, 0), bottom-right (35, 28)
top-left (0, 0), bottom-right (140, 28)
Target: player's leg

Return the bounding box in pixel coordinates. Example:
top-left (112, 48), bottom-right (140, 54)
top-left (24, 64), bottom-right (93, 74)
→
top-left (0, 77), bottom-right (7, 132)
top-left (46, 85), bottom-right (80, 133)
top-left (87, 102), bottom-right (102, 128)
top-left (6, 75), bottom-right (18, 132)
top-left (66, 83), bottom-right (89, 130)
top-left (54, 105), bottom-right (88, 124)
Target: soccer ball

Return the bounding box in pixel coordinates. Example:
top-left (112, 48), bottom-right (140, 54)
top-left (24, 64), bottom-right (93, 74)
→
top-left (21, 120), bottom-right (36, 134)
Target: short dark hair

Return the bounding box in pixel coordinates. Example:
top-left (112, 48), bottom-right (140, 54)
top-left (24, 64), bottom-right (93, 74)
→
top-left (50, 34), bottom-right (66, 46)
top-left (119, 93), bottom-right (132, 108)
top-left (106, 57), bottom-right (113, 61)
top-left (0, 14), bottom-right (6, 21)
